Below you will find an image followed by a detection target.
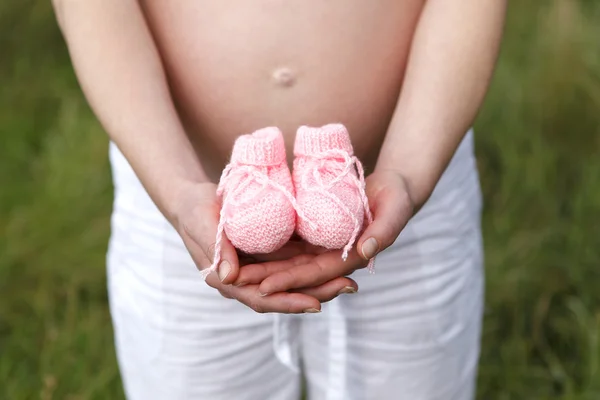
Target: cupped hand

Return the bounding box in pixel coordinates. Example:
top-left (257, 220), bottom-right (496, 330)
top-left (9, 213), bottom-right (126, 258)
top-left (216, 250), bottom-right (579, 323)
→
top-left (172, 181), bottom-right (357, 313)
top-left (233, 170), bottom-right (415, 295)
top-left (236, 236), bottom-right (327, 265)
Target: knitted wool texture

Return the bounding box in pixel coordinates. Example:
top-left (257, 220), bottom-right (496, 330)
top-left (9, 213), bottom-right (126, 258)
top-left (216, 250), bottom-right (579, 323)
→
top-left (204, 127), bottom-right (297, 279)
top-left (293, 124), bottom-right (373, 267)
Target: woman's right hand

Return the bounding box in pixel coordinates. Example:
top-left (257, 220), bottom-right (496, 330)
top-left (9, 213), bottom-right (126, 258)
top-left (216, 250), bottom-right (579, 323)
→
top-left (171, 181), bottom-right (357, 314)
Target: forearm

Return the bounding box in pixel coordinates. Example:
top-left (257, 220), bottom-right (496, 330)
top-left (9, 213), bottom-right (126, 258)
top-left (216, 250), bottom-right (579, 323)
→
top-left (53, 0), bottom-right (208, 223)
top-left (377, 0), bottom-right (506, 208)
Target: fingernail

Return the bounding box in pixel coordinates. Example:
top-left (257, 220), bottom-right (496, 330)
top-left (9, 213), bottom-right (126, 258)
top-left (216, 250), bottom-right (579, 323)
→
top-left (338, 286), bottom-right (357, 295)
top-left (361, 237), bottom-right (379, 260)
top-left (218, 261), bottom-right (231, 282)
top-left (259, 292), bottom-right (270, 297)
top-left (303, 308), bottom-right (321, 313)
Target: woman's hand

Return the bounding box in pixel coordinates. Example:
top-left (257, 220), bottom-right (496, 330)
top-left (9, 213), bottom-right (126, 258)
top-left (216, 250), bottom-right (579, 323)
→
top-left (173, 181), bottom-right (239, 283)
top-left (172, 181), bottom-right (358, 313)
top-left (233, 170), bottom-right (415, 295)
top-left (356, 170), bottom-right (415, 260)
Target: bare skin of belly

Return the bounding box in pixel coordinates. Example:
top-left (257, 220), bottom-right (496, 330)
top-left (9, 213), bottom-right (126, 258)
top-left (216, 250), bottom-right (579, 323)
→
top-left (140, 0), bottom-right (425, 182)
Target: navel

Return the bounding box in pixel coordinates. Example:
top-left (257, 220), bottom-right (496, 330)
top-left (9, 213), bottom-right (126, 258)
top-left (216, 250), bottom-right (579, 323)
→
top-left (272, 67), bottom-right (296, 87)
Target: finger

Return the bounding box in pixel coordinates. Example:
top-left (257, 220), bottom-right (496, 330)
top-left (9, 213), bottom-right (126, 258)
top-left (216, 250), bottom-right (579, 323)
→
top-left (357, 179), bottom-right (413, 260)
top-left (211, 235), bottom-right (240, 285)
top-left (218, 288), bottom-right (234, 299)
top-left (183, 203), bottom-right (240, 284)
top-left (258, 250), bottom-right (367, 295)
top-left (221, 284), bottom-right (321, 314)
top-left (294, 276), bottom-right (358, 302)
top-left (238, 254), bottom-right (258, 267)
top-left (233, 255), bottom-right (315, 287)
top-left (237, 240), bottom-right (326, 268)
top-left (248, 241), bottom-right (327, 264)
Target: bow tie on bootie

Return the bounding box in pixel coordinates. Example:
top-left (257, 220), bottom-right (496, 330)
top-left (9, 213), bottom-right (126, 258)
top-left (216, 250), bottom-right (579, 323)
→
top-left (292, 124), bottom-right (375, 272)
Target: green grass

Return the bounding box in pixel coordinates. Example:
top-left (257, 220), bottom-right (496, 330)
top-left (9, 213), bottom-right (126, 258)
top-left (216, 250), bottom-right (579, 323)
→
top-left (1, 0), bottom-right (599, 399)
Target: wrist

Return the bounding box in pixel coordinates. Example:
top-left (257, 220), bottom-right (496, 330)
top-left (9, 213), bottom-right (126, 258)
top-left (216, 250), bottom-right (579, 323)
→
top-left (376, 132), bottom-right (462, 211)
top-left (163, 178), bottom-right (217, 230)
top-left (373, 164), bottom-right (435, 212)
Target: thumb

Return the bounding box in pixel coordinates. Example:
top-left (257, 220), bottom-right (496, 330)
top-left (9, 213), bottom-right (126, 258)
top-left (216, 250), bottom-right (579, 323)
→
top-left (201, 204), bottom-right (240, 284)
top-left (207, 232), bottom-right (240, 285)
top-left (357, 181), bottom-right (413, 260)
top-left (199, 190), bottom-right (240, 284)
top-left (176, 181), bottom-right (241, 284)
top-left (186, 201), bottom-right (240, 284)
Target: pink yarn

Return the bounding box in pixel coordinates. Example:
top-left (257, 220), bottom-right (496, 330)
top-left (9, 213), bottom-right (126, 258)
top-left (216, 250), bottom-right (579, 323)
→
top-left (204, 124), bottom-right (375, 280)
top-left (204, 127), bottom-right (314, 279)
top-left (293, 124), bottom-right (375, 272)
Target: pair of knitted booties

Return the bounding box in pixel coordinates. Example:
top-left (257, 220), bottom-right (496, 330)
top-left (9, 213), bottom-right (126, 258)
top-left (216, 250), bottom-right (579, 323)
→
top-left (203, 123), bottom-right (373, 279)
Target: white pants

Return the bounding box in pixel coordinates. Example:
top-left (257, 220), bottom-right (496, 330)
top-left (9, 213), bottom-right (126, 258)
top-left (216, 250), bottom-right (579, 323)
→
top-left (107, 130), bottom-right (484, 400)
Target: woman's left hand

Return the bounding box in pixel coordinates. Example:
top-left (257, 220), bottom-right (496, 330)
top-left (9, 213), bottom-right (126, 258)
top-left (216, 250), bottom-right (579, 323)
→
top-left (233, 170), bottom-right (416, 295)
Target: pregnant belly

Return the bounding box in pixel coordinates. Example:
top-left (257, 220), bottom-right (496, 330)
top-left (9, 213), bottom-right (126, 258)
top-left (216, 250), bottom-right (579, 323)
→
top-left (140, 0), bottom-right (424, 180)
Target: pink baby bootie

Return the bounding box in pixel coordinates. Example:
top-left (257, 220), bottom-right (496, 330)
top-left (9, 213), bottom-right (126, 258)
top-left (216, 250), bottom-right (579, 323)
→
top-left (293, 123), bottom-right (374, 271)
top-left (204, 127), bottom-right (302, 279)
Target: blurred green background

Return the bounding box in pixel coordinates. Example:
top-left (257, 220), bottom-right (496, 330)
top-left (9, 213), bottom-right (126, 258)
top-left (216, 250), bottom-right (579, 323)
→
top-left (1, 1), bottom-right (599, 399)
